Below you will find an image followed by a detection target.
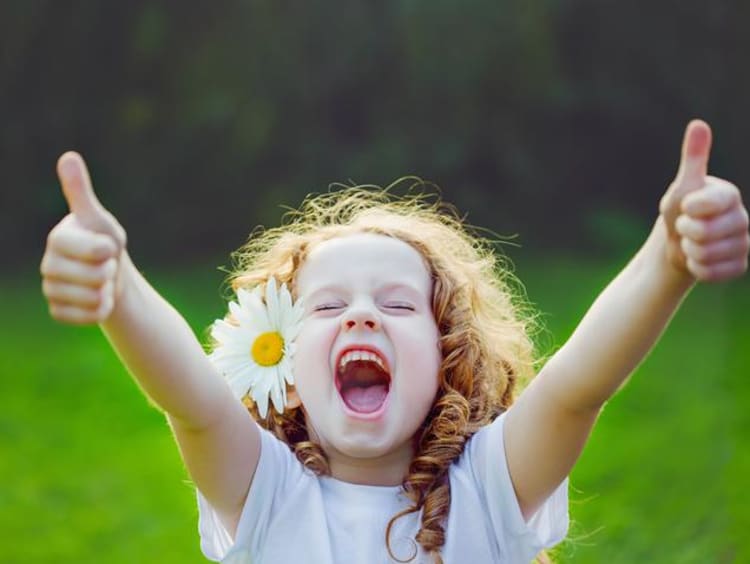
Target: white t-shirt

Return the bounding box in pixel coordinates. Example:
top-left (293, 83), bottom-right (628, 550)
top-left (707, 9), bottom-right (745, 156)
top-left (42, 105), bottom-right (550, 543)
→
top-left (197, 412), bottom-right (568, 563)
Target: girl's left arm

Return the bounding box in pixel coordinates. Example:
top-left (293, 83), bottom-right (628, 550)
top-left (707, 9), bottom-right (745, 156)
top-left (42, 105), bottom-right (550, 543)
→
top-left (503, 120), bottom-right (749, 520)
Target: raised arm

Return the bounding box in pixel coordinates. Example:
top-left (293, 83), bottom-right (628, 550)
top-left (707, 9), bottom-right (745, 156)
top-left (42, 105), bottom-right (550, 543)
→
top-left (41, 153), bottom-right (260, 533)
top-left (504, 121), bottom-right (749, 519)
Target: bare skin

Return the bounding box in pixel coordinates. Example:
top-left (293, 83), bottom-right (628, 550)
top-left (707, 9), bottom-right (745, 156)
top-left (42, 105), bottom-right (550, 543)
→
top-left (40, 120), bottom-right (749, 535)
top-left (504, 120), bottom-right (749, 519)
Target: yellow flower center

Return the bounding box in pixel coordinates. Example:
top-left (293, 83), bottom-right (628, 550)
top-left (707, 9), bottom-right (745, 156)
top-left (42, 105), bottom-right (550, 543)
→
top-left (251, 332), bottom-right (284, 366)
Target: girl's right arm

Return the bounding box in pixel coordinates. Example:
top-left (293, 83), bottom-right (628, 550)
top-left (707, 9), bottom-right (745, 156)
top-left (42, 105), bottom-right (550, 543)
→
top-left (41, 152), bottom-right (260, 536)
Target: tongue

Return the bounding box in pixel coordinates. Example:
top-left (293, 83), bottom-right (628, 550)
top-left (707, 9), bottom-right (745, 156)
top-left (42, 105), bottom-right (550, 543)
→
top-left (342, 385), bottom-right (388, 413)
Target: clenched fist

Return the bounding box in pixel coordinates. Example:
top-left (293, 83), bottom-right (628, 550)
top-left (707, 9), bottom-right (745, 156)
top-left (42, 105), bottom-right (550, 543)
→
top-left (40, 152), bottom-right (127, 325)
top-left (659, 120), bottom-right (749, 282)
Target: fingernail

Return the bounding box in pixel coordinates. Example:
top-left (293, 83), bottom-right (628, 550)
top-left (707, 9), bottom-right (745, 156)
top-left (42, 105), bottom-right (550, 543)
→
top-left (59, 156), bottom-right (78, 179)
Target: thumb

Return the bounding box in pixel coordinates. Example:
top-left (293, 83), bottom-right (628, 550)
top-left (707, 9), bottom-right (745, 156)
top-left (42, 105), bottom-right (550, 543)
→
top-left (57, 152), bottom-right (105, 223)
top-left (660, 120), bottom-right (712, 227)
top-left (56, 151), bottom-right (126, 247)
top-left (675, 119), bottom-right (712, 188)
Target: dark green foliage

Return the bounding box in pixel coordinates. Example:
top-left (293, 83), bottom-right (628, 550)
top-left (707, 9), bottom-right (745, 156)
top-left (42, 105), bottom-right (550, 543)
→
top-left (2, 1), bottom-right (749, 265)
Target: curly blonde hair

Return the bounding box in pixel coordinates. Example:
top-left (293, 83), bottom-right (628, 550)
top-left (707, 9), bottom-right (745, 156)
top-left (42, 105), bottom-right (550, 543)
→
top-left (220, 181), bottom-right (539, 562)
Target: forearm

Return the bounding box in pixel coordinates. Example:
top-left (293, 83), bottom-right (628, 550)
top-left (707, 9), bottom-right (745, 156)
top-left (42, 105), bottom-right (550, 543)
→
top-left (504, 121), bottom-right (748, 520)
top-left (100, 252), bottom-right (231, 429)
top-left (539, 220), bottom-right (695, 411)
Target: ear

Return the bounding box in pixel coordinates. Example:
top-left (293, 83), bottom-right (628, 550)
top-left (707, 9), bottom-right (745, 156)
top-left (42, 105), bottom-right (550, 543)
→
top-left (286, 386), bottom-right (302, 410)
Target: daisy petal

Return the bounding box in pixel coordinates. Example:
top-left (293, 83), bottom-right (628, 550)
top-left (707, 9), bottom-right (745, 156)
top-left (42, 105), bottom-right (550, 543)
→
top-left (270, 382), bottom-right (285, 415)
top-left (254, 389), bottom-right (270, 418)
top-left (236, 292), bottom-right (271, 330)
top-left (265, 277), bottom-right (281, 329)
top-left (277, 356), bottom-right (295, 386)
top-left (252, 373), bottom-right (278, 418)
top-left (208, 278), bottom-right (303, 417)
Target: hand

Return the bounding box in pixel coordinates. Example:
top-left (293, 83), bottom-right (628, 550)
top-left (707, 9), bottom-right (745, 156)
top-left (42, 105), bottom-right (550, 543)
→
top-left (659, 120), bottom-right (749, 282)
top-left (40, 152), bottom-right (127, 324)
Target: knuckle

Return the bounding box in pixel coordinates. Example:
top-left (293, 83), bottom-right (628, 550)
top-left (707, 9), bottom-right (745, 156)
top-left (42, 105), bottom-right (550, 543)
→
top-left (682, 238), bottom-right (704, 261)
top-left (46, 231), bottom-right (57, 249)
top-left (694, 244), bottom-right (709, 262)
top-left (40, 253), bottom-right (61, 278)
top-left (691, 222), bottom-right (707, 242)
top-left (659, 193), bottom-right (671, 215)
top-left (114, 225), bottom-right (127, 249)
top-left (81, 287), bottom-right (99, 306)
top-left (739, 208), bottom-right (749, 229)
top-left (39, 254), bottom-right (49, 276)
top-left (46, 224), bottom-right (64, 247)
top-left (101, 259), bottom-right (116, 280)
top-left (675, 214), bottom-right (690, 235)
top-left (48, 303), bottom-right (64, 321)
top-left (93, 267), bottom-right (109, 284)
top-left (41, 279), bottom-right (53, 297)
top-left (687, 258), bottom-right (702, 278)
top-left (92, 239), bottom-right (116, 260)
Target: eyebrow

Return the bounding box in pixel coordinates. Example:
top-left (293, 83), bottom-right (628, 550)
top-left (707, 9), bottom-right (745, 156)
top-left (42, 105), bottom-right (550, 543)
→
top-left (305, 282), bottom-right (426, 300)
top-left (377, 282), bottom-right (425, 298)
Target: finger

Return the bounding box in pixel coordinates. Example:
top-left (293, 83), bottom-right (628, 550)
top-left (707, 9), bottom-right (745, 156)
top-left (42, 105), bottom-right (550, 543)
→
top-left (57, 152), bottom-right (105, 225)
top-left (47, 218), bottom-right (119, 263)
top-left (687, 256), bottom-right (748, 282)
top-left (675, 119), bottom-right (712, 188)
top-left (681, 233), bottom-right (750, 264)
top-left (675, 207), bottom-right (749, 243)
top-left (42, 279), bottom-right (103, 307)
top-left (40, 255), bottom-right (117, 288)
top-left (681, 177), bottom-right (742, 218)
top-left (48, 301), bottom-right (112, 326)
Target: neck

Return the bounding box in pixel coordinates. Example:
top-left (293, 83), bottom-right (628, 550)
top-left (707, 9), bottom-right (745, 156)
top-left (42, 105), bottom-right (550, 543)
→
top-left (323, 442), bottom-right (413, 486)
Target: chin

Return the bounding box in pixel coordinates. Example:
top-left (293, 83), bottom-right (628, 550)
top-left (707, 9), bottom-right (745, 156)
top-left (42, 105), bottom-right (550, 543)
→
top-left (330, 428), bottom-right (399, 458)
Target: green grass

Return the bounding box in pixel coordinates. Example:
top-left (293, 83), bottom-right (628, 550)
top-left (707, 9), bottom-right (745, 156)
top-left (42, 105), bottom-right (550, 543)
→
top-left (516, 254), bottom-right (750, 563)
top-left (2, 257), bottom-right (748, 563)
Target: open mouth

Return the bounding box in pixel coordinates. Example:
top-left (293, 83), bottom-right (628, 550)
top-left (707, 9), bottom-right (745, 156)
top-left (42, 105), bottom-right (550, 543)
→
top-left (335, 349), bottom-right (391, 414)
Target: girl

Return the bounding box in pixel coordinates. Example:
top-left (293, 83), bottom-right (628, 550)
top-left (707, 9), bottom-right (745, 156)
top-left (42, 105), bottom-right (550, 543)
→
top-left (40, 120), bottom-right (748, 563)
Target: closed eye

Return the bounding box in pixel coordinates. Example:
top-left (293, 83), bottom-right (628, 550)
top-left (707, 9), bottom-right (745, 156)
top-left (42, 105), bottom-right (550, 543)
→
top-left (314, 304), bottom-right (344, 311)
top-left (384, 303), bottom-right (415, 311)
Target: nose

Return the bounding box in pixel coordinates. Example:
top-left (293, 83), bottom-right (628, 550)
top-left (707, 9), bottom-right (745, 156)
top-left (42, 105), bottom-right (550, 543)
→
top-left (341, 303), bottom-right (380, 331)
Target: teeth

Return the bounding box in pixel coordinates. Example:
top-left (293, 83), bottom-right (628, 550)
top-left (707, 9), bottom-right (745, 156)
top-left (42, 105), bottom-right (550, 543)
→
top-left (338, 350), bottom-right (386, 372)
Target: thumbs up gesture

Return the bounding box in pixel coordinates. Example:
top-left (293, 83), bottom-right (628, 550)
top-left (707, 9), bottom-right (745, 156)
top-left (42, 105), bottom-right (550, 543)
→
top-left (659, 120), bottom-right (749, 282)
top-left (41, 152), bottom-right (127, 324)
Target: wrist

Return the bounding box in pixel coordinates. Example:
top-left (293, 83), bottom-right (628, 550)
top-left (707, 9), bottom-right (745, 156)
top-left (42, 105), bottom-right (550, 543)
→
top-left (101, 250), bottom-right (141, 327)
top-left (638, 218), bottom-right (696, 295)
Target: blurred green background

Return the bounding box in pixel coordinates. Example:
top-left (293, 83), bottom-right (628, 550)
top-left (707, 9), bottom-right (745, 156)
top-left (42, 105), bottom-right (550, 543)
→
top-left (1, 1), bottom-right (748, 562)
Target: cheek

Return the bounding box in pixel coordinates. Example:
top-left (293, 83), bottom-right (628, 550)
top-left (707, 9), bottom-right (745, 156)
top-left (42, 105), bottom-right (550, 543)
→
top-left (399, 326), bottom-right (442, 395)
top-left (293, 321), bottom-right (337, 384)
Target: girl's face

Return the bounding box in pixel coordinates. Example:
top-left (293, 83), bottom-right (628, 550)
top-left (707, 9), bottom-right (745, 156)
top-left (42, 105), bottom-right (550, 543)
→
top-left (293, 233), bottom-right (441, 480)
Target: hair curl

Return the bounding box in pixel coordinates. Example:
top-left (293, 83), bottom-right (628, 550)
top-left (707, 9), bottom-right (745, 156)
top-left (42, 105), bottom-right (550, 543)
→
top-left (216, 181), bottom-right (539, 562)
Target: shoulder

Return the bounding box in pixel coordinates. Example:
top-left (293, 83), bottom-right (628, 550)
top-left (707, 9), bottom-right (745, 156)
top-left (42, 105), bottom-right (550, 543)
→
top-left (198, 428), bottom-right (319, 561)
top-left (450, 411), bottom-right (508, 494)
top-left (456, 411), bottom-right (509, 476)
top-left (448, 412), bottom-right (569, 555)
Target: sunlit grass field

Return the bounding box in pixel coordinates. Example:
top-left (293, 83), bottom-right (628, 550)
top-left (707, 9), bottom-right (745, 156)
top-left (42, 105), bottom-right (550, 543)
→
top-left (2, 256), bottom-right (747, 563)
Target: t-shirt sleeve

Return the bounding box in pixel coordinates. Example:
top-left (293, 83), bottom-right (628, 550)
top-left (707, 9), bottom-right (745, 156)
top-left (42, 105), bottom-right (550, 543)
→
top-left (196, 427), bottom-right (306, 562)
top-left (463, 411), bottom-right (569, 556)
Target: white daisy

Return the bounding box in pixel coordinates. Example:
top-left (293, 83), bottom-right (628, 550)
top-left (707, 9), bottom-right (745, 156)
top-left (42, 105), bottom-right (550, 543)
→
top-left (208, 277), bottom-right (304, 417)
